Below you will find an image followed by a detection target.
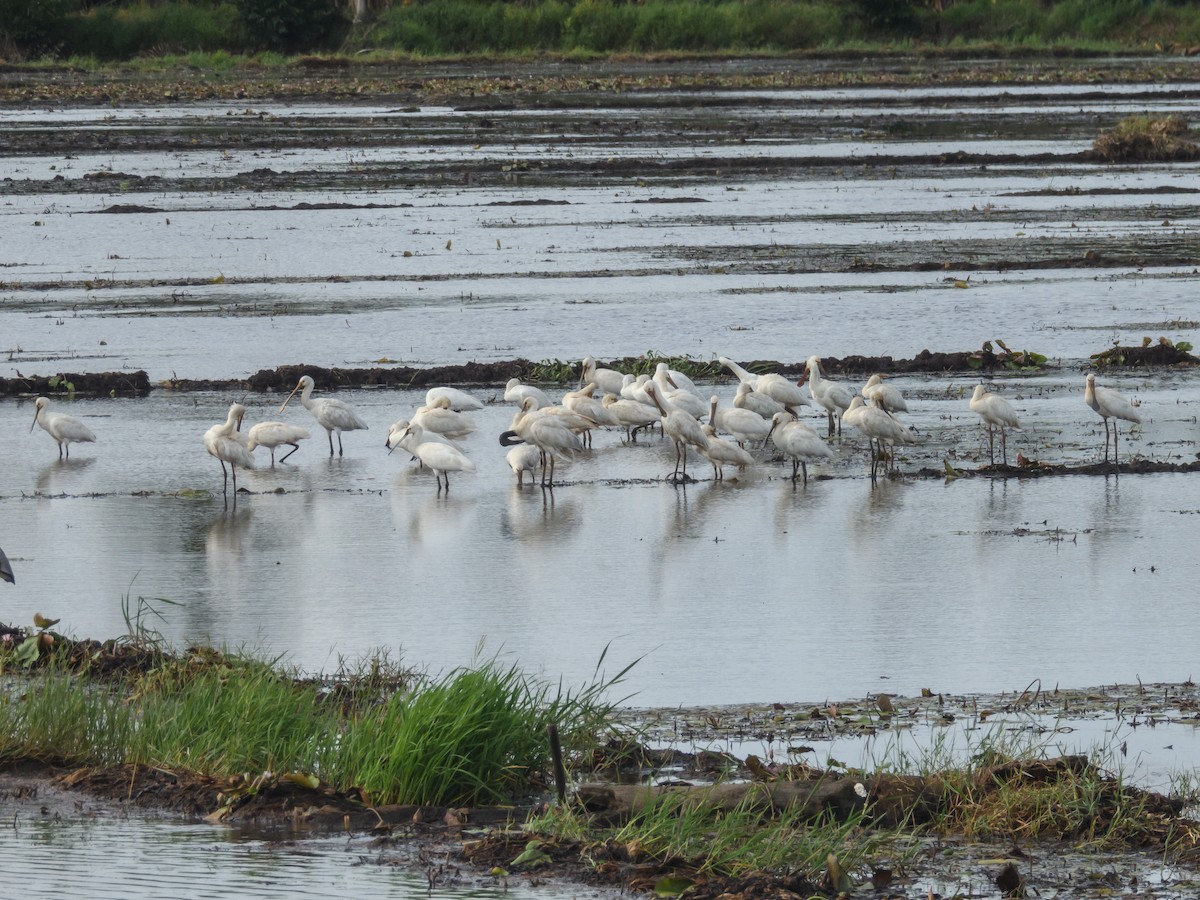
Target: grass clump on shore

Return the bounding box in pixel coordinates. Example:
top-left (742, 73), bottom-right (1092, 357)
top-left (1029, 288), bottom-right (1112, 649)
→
top-left (0, 632), bottom-right (629, 807)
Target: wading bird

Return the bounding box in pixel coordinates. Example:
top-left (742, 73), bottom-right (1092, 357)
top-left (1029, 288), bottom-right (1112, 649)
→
top-left (731, 381), bottom-right (785, 419)
top-left (845, 396), bottom-right (917, 480)
top-left (393, 421), bottom-right (475, 490)
top-left (0, 547), bottom-right (13, 585)
top-left (30, 397), bottom-right (96, 459)
top-left (652, 363), bottom-right (708, 419)
top-left (861, 374), bottom-right (908, 414)
top-left (718, 357), bottom-right (809, 410)
top-left (504, 378), bottom-right (553, 409)
top-left (425, 386), bottom-right (483, 412)
top-left (700, 424), bottom-right (755, 481)
top-left (969, 384), bottom-right (1021, 466)
top-left (643, 382), bottom-right (708, 484)
top-left (506, 444), bottom-right (542, 486)
top-left (602, 393), bottom-right (660, 442)
top-left (204, 403), bottom-right (255, 497)
top-left (580, 356), bottom-right (627, 397)
top-left (412, 396), bottom-right (477, 439)
top-left (709, 395), bottom-right (771, 447)
top-left (499, 398), bottom-right (584, 487)
top-left (806, 356), bottom-right (854, 436)
top-left (768, 411), bottom-right (833, 484)
top-left (246, 421), bottom-right (310, 465)
top-left (1085, 372), bottom-right (1142, 464)
top-left (280, 375), bottom-right (368, 456)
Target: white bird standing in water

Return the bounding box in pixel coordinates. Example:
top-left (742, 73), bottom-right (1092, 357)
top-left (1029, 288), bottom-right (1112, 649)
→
top-left (805, 357), bottom-right (854, 436)
top-left (580, 356), bottom-right (627, 397)
top-left (205, 403), bottom-right (255, 497)
top-left (643, 382), bottom-right (708, 484)
top-left (412, 396), bottom-right (477, 439)
top-left (505, 444), bottom-right (542, 486)
top-left (500, 398), bottom-right (584, 487)
top-left (280, 375), bottom-right (368, 456)
top-left (768, 411), bottom-right (833, 484)
top-left (652, 363), bottom-right (708, 420)
top-left (718, 356), bottom-right (809, 410)
top-left (845, 396), bottom-right (917, 480)
top-left (731, 381), bottom-right (785, 419)
top-left (246, 421), bottom-right (310, 465)
top-left (701, 424), bottom-right (755, 481)
top-left (969, 384), bottom-right (1021, 466)
top-left (602, 393), bottom-right (660, 441)
top-left (425, 386), bottom-right (483, 412)
top-left (861, 374), bottom-right (908, 413)
top-left (393, 421), bottom-right (475, 490)
top-left (0, 546), bottom-right (13, 585)
top-left (709, 395), bottom-right (771, 447)
top-left (1085, 372), bottom-right (1142, 464)
top-left (30, 396), bottom-right (96, 459)
top-left (504, 378), bottom-right (553, 409)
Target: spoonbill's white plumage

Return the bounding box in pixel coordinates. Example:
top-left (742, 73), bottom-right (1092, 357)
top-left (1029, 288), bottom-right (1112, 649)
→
top-left (805, 356), bottom-right (854, 436)
top-left (506, 444), bottom-right (542, 486)
top-left (845, 396), bottom-right (917, 480)
top-left (246, 421), bottom-right (310, 465)
top-left (768, 411), bottom-right (833, 484)
top-left (580, 356), bottom-right (627, 397)
top-left (412, 396), bottom-right (477, 439)
top-left (861, 374), bottom-right (908, 414)
top-left (731, 381), bottom-right (785, 419)
top-left (709, 395), bottom-right (772, 447)
top-left (499, 398), bottom-right (584, 487)
top-left (280, 375), bottom-right (368, 457)
top-left (620, 373), bottom-right (656, 407)
top-left (562, 383), bottom-right (620, 445)
top-left (701, 424), bottom-right (755, 481)
top-left (30, 397), bottom-right (96, 459)
top-left (385, 419), bottom-right (464, 466)
top-left (1085, 372), bottom-right (1142, 464)
top-left (718, 356), bottom-right (809, 409)
top-left (643, 382), bottom-right (708, 484)
top-left (396, 421), bottom-right (475, 490)
top-left (425, 386), bottom-right (483, 412)
top-left (652, 363), bottom-right (708, 420)
top-left (970, 384), bottom-right (1021, 466)
top-left (0, 547), bottom-right (13, 585)
top-left (603, 393), bottom-right (661, 441)
top-left (504, 378), bottom-right (553, 409)
top-left (205, 403), bottom-right (255, 497)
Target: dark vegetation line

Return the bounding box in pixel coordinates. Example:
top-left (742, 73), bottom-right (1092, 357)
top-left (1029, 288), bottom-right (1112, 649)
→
top-left (0, 340), bottom-right (1192, 397)
top-left (4, 0), bottom-right (1200, 63)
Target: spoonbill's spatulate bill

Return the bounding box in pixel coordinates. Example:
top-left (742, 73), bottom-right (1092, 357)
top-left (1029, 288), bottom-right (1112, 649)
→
top-left (280, 375), bottom-right (368, 457)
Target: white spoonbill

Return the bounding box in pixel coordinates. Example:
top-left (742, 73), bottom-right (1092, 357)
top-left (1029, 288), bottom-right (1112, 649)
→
top-left (30, 397), bottom-right (96, 459)
top-left (709, 395), bottom-right (771, 446)
top-left (504, 377), bottom-right (553, 408)
top-left (861, 374), bottom-right (908, 414)
top-left (1085, 372), bottom-right (1142, 464)
top-left (499, 399), bottom-right (584, 487)
top-left (385, 419), bottom-right (464, 460)
top-left (805, 357), bottom-right (854, 436)
top-left (700, 424), bottom-right (755, 481)
top-left (562, 383), bottom-right (620, 446)
top-left (580, 356), bottom-right (627, 397)
top-left (969, 384), bottom-right (1021, 466)
top-left (718, 356), bottom-right (809, 410)
top-left (425, 386), bottom-right (484, 412)
top-left (643, 382), bottom-right (708, 484)
top-left (620, 373), bottom-right (656, 407)
top-left (0, 546), bottom-right (13, 585)
top-left (731, 381), bottom-right (785, 419)
top-left (394, 421), bottom-right (475, 490)
top-left (246, 421), bottom-right (310, 465)
top-left (846, 396), bottom-right (917, 480)
top-left (768, 411), bottom-right (833, 484)
top-left (205, 403), bottom-right (255, 497)
top-left (412, 396), bottom-right (477, 439)
top-left (280, 375), bottom-right (368, 456)
top-left (506, 444), bottom-right (542, 486)
top-left (602, 393), bottom-right (660, 442)
top-left (652, 363), bottom-right (708, 420)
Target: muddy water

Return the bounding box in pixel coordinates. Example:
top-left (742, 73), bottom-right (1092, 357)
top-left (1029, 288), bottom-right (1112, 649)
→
top-left (3, 63), bottom-right (1200, 889)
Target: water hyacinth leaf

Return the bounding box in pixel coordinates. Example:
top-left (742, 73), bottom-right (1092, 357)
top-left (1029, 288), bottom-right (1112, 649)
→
top-left (510, 839), bottom-right (551, 869)
top-left (16, 635), bottom-right (41, 667)
top-left (653, 875), bottom-right (695, 897)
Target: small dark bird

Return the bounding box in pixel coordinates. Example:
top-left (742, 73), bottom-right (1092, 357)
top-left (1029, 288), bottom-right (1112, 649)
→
top-left (0, 547), bottom-right (13, 585)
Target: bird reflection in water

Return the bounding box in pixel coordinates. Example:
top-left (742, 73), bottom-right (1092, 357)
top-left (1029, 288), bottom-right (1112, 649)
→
top-left (35, 455), bottom-right (97, 494)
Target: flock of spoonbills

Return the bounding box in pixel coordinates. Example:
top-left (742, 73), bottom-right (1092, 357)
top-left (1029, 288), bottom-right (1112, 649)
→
top-left (26, 358), bottom-right (1145, 495)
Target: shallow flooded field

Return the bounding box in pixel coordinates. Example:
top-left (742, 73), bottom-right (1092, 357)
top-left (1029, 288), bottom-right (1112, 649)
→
top-left (2, 56), bottom-right (1200, 894)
